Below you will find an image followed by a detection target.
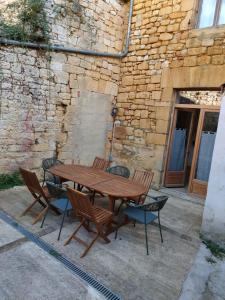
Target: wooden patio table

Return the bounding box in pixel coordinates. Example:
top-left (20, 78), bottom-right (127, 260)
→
top-left (49, 164), bottom-right (146, 212)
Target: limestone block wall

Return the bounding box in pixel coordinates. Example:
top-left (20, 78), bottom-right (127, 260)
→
top-left (0, 0), bottom-right (128, 173)
top-left (114, 0), bottom-right (225, 187)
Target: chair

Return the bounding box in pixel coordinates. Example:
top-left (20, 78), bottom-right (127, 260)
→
top-left (64, 188), bottom-right (113, 258)
top-left (92, 157), bottom-right (110, 170)
top-left (40, 182), bottom-right (72, 240)
top-left (19, 168), bottom-right (54, 225)
top-left (78, 157), bottom-right (110, 199)
top-left (42, 157), bottom-right (64, 185)
top-left (116, 169), bottom-right (154, 214)
top-left (107, 165), bottom-right (130, 178)
top-left (130, 169), bottom-right (154, 204)
top-left (115, 195), bottom-right (168, 255)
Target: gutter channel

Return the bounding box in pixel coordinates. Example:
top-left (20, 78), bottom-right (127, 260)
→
top-left (0, 210), bottom-right (122, 300)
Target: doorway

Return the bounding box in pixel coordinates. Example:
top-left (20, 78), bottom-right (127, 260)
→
top-left (164, 104), bottom-right (220, 198)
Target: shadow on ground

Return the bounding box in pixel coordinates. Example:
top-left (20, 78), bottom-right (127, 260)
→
top-left (0, 186), bottom-right (203, 300)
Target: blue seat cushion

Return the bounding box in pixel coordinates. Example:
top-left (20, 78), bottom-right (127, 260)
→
top-left (123, 207), bottom-right (157, 224)
top-left (51, 198), bottom-right (72, 212)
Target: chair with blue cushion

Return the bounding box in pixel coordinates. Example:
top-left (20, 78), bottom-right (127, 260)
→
top-left (40, 181), bottom-right (72, 240)
top-left (42, 157), bottom-right (64, 185)
top-left (107, 165), bottom-right (130, 178)
top-left (115, 195), bottom-right (168, 255)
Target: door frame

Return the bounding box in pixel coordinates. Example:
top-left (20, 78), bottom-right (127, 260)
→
top-left (188, 107), bottom-right (220, 197)
top-left (164, 107), bottom-right (196, 187)
top-left (163, 104), bottom-right (220, 197)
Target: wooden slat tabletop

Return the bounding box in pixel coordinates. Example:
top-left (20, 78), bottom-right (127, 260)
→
top-left (49, 164), bottom-right (146, 199)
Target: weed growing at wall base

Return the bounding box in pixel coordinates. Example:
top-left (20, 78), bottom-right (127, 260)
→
top-left (0, 172), bottom-right (24, 190)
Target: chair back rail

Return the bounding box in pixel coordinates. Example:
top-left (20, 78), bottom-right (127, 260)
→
top-left (144, 196), bottom-right (168, 212)
top-left (132, 170), bottom-right (154, 193)
top-left (67, 187), bottom-right (95, 221)
top-left (42, 157), bottom-right (63, 171)
top-left (92, 157), bottom-right (110, 170)
top-left (107, 165), bottom-right (130, 178)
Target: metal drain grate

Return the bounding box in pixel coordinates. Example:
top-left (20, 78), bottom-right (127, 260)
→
top-left (0, 210), bottom-right (122, 300)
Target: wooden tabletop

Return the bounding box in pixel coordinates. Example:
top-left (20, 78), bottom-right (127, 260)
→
top-left (49, 164), bottom-right (146, 199)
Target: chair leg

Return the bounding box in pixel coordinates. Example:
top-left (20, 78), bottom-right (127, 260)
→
top-left (20, 198), bottom-right (39, 217)
top-left (91, 190), bottom-right (96, 205)
top-left (80, 233), bottom-right (99, 258)
top-left (114, 228), bottom-right (118, 239)
top-left (32, 206), bottom-right (48, 225)
top-left (58, 210), bottom-right (67, 241)
top-left (158, 216), bottom-right (163, 243)
top-left (64, 220), bottom-right (84, 246)
top-left (144, 223), bottom-right (149, 255)
top-left (40, 206), bottom-right (49, 228)
top-left (58, 200), bottom-right (70, 241)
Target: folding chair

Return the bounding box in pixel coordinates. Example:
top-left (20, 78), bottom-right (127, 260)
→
top-left (116, 169), bottom-right (154, 214)
top-left (64, 188), bottom-right (113, 258)
top-left (92, 157), bottom-right (110, 170)
top-left (19, 168), bottom-right (55, 225)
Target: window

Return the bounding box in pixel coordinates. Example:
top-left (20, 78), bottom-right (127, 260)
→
top-left (198, 0), bottom-right (225, 28)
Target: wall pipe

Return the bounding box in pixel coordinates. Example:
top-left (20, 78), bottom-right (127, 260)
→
top-left (0, 0), bottom-right (134, 58)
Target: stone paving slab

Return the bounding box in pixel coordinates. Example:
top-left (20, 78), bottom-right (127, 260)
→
top-left (0, 226), bottom-right (105, 300)
top-left (0, 186), bottom-right (203, 300)
top-left (179, 244), bottom-right (225, 300)
top-left (0, 218), bottom-right (24, 248)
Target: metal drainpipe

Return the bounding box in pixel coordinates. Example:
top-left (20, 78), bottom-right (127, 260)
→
top-left (0, 0), bottom-right (134, 58)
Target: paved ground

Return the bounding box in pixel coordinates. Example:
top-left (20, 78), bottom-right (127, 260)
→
top-left (0, 186), bottom-right (204, 300)
top-left (0, 219), bottom-right (104, 300)
top-left (179, 244), bottom-right (225, 300)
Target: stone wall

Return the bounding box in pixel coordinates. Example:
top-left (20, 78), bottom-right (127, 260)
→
top-left (114, 0), bottom-right (225, 187)
top-left (0, 0), bottom-right (128, 174)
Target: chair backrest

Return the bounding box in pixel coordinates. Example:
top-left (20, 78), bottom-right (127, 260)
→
top-left (132, 170), bottom-right (154, 193)
top-left (42, 157), bottom-right (63, 171)
top-left (67, 187), bottom-right (94, 221)
top-left (107, 165), bottom-right (130, 178)
top-left (142, 196), bottom-right (168, 212)
top-left (92, 157), bottom-right (109, 170)
top-left (46, 181), bottom-right (67, 199)
top-left (19, 168), bottom-right (46, 199)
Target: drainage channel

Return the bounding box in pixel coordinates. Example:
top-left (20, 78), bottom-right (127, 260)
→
top-left (0, 210), bottom-right (122, 300)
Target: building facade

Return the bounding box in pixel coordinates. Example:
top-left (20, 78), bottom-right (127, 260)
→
top-left (114, 0), bottom-right (225, 197)
top-left (0, 0), bottom-right (225, 199)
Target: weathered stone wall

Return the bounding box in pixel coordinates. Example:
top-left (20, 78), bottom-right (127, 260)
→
top-left (0, 0), bottom-right (128, 173)
top-left (114, 0), bottom-right (225, 187)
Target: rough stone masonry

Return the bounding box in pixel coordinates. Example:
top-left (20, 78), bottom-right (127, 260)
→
top-left (1, 0), bottom-right (225, 189)
top-left (0, 0), bottom-right (128, 174)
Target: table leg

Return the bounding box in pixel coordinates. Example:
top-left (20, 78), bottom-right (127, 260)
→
top-left (108, 196), bottom-right (116, 212)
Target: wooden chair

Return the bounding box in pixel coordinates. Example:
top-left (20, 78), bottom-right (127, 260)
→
top-left (92, 157), bottom-right (110, 170)
top-left (78, 157), bottom-right (110, 200)
top-left (116, 169), bottom-right (154, 214)
top-left (19, 168), bottom-right (54, 225)
top-left (64, 188), bottom-right (113, 258)
top-left (130, 170), bottom-right (154, 204)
